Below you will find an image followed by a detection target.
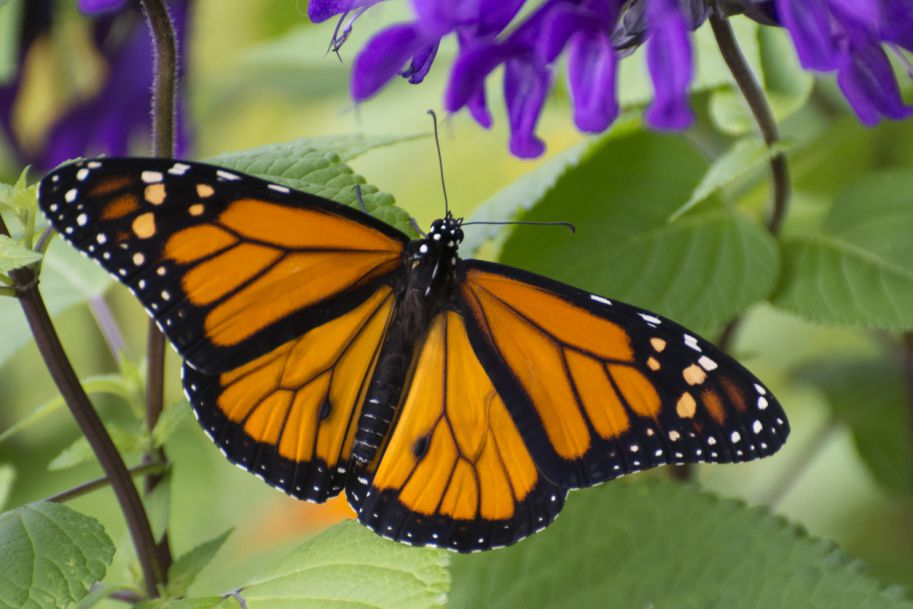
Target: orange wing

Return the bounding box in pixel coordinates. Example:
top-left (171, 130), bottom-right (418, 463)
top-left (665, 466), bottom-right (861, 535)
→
top-left (184, 286), bottom-right (396, 501)
top-left (458, 261), bottom-right (789, 489)
top-left (38, 158), bottom-right (408, 373)
top-left (347, 311), bottom-right (566, 552)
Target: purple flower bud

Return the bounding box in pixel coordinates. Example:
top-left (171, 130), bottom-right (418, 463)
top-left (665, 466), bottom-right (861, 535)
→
top-left (645, 0), bottom-right (695, 130)
top-left (79, 0), bottom-right (126, 13)
top-left (836, 36), bottom-right (913, 125)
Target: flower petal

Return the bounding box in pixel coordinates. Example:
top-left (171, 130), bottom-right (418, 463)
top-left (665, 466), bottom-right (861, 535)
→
top-left (351, 24), bottom-right (424, 100)
top-left (79, 0), bottom-right (125, 13)
top-left (504, 56), bottom-right (551, 158)
top-left (775, 0), bottom-right (838, 70)
top-left (568, 31), bottom-right (619, 132)
top-left (645, 0), bottom-right (694, 130)
top-left (445, 39), bottom-right (512, 112)
top-left (402, 42), bottom-right (439, 84)
top-left (836, 37), bottom-right (913, 125)
top-left (308, 0), bottom-right (355, 23)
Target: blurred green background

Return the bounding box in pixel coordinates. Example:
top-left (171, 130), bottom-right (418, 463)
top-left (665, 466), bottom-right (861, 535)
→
top-left (1, 0), bottom-right (913, 604)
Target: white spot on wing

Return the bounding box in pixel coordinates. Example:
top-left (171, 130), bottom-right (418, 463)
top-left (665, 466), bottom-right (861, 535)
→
top-left (168, 163), bottom-right (190, 175)
top-left (142, 171), bottom-right (163, 184)
top-left (268, 184), bottom-right (290, 193)
top-left (590, 295), bottom-right (612, 306)
top-left (698, 356), bottom-right (717, 371)
top-left (76, 168), bottom-right (90, 181)
top-left (65, 189), bottom-right (77, 203)
top-left (217, 170), bottom-right (240, 181)
top-left (639, 312), bottom-right (662, 325)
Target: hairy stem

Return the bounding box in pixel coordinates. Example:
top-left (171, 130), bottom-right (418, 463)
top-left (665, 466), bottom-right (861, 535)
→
top-left (2, 217), bottom-right (162, 597)
top-left (709, 11), bottom-right (790, 235)
top-left (139, 0), bottom-right (178, 576)
top-left (47, 462), bottom-right (165, 503)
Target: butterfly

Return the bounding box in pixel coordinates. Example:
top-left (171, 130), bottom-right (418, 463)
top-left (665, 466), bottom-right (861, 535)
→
top-left (38, 157), bottom-right (789, 553)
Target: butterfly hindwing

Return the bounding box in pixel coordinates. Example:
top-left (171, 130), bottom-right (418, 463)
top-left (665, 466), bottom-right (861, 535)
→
top-left (459, 260), bottom-right (789, 489)
top-left (183, 285), bottom-right (397, 501)
top-left (38, 158), bottom-right (408, 373)
top-left (347, 310), bottom-right (566, 552)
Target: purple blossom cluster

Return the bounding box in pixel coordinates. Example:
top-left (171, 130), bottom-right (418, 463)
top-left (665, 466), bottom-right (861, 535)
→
top-left (0, 0), bottom-right (191, 172)
top-left (309, 0), bottom-right (913, 158)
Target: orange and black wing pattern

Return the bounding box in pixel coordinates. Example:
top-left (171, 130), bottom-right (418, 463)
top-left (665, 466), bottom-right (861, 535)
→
top-left (347, 311), bottom-right (566, 552)
top-left (458, 260), bottom-right (789, 489)
top-left (185, 286), bottom-right (396, 501)
top-left (38, 158), bottom-right (408, 373)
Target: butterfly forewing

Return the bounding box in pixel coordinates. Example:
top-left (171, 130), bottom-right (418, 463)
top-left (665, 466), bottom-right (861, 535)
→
top-left (459, 260), bottom-right (789, 489)
top-left (38, 158), bottom-right (408, 373)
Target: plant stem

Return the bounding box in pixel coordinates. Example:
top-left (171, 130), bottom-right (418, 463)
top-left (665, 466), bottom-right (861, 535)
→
top-left (1, 219), bottom-right (162, 598)
top-left (709, 11), bottom-right (790, 236)
top-left (46, 462), bottom-right (165, 503)
top-left (88, 296), bottom-right (126, 361)
top-left (139, 0), bottom-right (178, 576)
top-left (763, 417), bottom-right (839, 508)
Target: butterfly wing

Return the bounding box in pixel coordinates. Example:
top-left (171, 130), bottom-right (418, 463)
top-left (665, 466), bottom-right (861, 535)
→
top-left (347, 310), bottom-right (566, 552)
top-left (458, 260), bottom-right (789, 489)
top-left (184, 285), bottom-right (396, 501)
top-left (38, 158), bottom-right (408, 373)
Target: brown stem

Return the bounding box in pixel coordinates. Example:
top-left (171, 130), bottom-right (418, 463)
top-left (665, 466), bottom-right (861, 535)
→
top-left (1, 219), bottom-right (162, 597)
top-left (709, 11), bottom-right (790, 236)
top-left (46, 462), bottom-right (165, 503)
top-left (138, 0), bottom-right (178, 576)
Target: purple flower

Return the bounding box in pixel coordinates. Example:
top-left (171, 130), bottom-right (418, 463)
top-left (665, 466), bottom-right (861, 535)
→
top-left (0, 1), bottom-right (193, 171)
top-left (775, 0), bottom-right (913, 124)
top-left (310, 0), bottom-right (913, 158)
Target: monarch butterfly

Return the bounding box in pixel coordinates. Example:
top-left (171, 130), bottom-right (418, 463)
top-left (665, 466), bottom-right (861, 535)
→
top-left (37, 155), bottom-right (788, 553)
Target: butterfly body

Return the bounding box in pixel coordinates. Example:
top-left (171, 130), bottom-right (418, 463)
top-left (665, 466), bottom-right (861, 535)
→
top-left (38, 157), bottom-right (789, 553)
top-left (351, 216), bottom-right (463, 465)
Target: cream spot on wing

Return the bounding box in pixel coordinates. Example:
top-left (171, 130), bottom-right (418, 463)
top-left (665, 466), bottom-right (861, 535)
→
top-left (676, 393), bottom-right (696, 418)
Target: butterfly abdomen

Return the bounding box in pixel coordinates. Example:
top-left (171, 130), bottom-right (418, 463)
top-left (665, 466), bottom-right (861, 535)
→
top-left (351, 229), bottom-right (460, 466)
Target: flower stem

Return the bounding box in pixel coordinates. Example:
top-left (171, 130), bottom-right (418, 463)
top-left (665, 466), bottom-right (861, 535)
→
top-left (0, 218), bottom-right (162, 598)
top-left (46, 462), bottom-right (165, 504)
top-left (709, 11), bottom-right (790, 236)
top-left (138, 0), bottom-right (178, 578)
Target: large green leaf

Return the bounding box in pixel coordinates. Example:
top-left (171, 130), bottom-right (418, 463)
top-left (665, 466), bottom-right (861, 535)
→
top-left (773, 170), bottom-right (913, 330)
top-left (450, 478), bottom-right (912, 609)
top-left (209, 136), bottom-right (416, 235)
top-left (236, 520), bottom-right (449, 609)
top-left (499, 130), bottom-right (779, 334)
top-left (797, 357), bottom-right (913, 495)
top-left (0, 502), bottom-right (115, 609)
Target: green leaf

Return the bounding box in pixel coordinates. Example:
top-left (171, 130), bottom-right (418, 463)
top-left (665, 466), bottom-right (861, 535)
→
top-left (0, 235), bottom-right (41, 273)
top-left (227, 133), bottom-right (427, 163)
top-left (0, 373), bottom-right (133, 445)
top-left (500, 130), bottom-right (779, 334)
top-left (152, 400), bottom-right (192, 447)
top-left (773, 169), bottom-right (913, 330)
top-left (237, 520), bottom-right (449, 609)
top-left (0, 502), bottom-right (115, 609)
top-left (135, 597), bottom-right (240, 609)
top-left (48, 424), bottom-right (143, 471)
top-left (671, 138), bottom-right (794, 220)
top-left (461, 141), bottom-right (590, 258)
top-left (450, 478), bottom-right (913, 609)
top-left (797, 357), bottom-right (913, 495)
top-left (0, 239), bottom-right (111, 367)
top-left (209, 137), bottom-right (416, 236)
top-left (166, 529), bottom-right (233, 598)
top-left (710, 27), bottom-right (814, 135)
top-left (0, 464), bottom-right (14, 511)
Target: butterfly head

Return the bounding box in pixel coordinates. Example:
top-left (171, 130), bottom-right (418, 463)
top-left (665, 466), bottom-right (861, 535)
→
top-left (425, 213), bottom-right (464, 254)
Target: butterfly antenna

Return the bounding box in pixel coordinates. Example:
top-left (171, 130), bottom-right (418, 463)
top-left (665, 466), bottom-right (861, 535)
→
top-left (462, 219), bottom-right (577, 234)
top-left (427, 109), bottom-right (450, 217)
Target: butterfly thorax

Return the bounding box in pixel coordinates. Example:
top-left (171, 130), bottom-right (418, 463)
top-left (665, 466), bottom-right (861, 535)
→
top-left (350, 214), bottom-right (464, 467)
